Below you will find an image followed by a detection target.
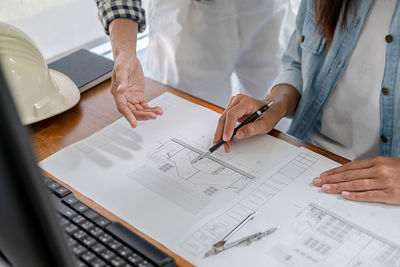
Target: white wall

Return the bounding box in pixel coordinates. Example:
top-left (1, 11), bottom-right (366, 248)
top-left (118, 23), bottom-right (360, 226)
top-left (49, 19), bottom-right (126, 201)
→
top-left (1, 0), bottom-right (107, 60)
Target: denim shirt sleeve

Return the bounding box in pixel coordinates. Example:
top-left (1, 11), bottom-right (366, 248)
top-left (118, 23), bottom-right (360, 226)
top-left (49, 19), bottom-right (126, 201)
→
top-left (270, 0), bottom-right (307, 95)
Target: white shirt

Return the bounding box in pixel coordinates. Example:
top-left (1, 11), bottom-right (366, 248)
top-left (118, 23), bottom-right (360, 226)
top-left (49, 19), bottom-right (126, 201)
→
top-left (311, 0), bottom-right (396, 160)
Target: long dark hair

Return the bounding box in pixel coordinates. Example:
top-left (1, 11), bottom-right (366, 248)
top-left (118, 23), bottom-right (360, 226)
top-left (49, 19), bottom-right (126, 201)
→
top-left (313, 0), bottom-right (358, 46)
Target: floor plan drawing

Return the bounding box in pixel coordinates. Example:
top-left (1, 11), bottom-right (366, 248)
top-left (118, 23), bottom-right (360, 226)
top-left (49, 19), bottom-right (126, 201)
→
top-left (268, 203), bottom-right (400, 267)
top-left (145, 138), bottom-right (257, 194)
top-left (180, 152), bottom-right (319, 256)
top-left (126, 137), bottom-right (262, 215)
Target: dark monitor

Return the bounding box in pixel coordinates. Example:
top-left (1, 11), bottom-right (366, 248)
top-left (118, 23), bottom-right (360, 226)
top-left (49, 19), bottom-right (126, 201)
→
top-left (0, 68), bottom-right (75, 266)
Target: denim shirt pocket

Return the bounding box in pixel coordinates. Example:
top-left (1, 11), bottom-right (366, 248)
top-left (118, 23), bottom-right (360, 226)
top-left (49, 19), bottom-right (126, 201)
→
top-left (301, 11), bottom-right (326, 55)
top-left (300, 10), bottom-right (326, 87)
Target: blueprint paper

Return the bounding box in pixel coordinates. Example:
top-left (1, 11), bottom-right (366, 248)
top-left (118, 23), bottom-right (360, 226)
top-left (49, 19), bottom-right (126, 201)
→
top-left (40, 93), bottom-right (400, 267)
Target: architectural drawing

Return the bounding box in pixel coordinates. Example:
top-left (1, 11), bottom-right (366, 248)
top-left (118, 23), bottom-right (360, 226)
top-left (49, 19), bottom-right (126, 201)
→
top-left (268, 203), bottom-right (400, 267)
top-left (144, 138), bottom-right (257, 194)
top-left (126, 138), bottom-right (260, 215)
top-left (40, 94), bottom-right (400, 267)
top-left (180, 152), bottom-right (318, 255)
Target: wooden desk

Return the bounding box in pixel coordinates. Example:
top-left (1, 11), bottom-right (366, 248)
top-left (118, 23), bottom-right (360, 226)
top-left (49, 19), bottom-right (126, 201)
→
top-left (31, 79), bottom-right (349, 267)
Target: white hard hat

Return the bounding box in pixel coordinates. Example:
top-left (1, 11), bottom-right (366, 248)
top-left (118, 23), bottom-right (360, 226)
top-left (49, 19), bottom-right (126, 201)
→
top-left (0, 22), bottom-right (80, 125)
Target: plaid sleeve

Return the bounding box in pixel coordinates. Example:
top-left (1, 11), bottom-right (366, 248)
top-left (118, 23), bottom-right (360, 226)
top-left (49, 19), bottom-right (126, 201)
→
top-left (95, 0), bottom-right (146, 34)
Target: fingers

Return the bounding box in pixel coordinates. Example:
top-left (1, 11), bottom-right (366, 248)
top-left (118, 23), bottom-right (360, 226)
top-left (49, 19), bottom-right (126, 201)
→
top-left (223, 100), bottom-right (255, 141)
top-left (127, 103), bottom-right (157, 120)
top-left (313, 168), bottom-right (375, 186)
top-left (224, 138), bottom-right (234, 153)
top-left (313, 157), bottom-right (400, 204)
top-left (214, 94), bottom-right (282, 153)
top-left (133, 111), bottom-right (158, 120)
top-left (214, 95), bottom-right (246, 143)
top-left (318, 178), bottom-right (386, 194)
top-left (141, 102), bottom-right (163, 115)
top-left (119, 104), bottom-right (138, 128)
top-left (341, 190), bottom-right (391, 204)
top-left (214, 115), bottom-right (226, 144)
top-left (115, 93), bottom-right (161, 127)
top-left (319, 158), bottom-right (375, 177)
top-left (235, 118), bottom-right (274, 139)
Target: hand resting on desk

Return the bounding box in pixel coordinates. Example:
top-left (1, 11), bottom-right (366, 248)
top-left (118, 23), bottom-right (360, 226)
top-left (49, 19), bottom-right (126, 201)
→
top-left (313, 157), bottom-right (400, 205)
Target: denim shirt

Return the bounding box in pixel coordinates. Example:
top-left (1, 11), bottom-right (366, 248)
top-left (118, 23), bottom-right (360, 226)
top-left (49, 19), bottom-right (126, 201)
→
top-left (272, 0), bottom-right (400, 157)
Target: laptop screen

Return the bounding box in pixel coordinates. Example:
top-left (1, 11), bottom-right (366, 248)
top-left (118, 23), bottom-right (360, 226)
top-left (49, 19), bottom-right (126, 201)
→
top-left (0, 68), bottom-right (75, 267)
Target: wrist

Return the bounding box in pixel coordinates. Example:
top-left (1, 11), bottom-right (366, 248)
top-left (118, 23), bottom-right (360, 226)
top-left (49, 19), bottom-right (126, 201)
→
top-left (267, 84), bottom-right (300, 117)
top-left (109, 19), bottom-right (138, 59)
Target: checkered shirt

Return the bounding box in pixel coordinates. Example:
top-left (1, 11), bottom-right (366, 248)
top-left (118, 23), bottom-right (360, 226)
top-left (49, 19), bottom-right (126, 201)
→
top-left (95, 0), bottom-right (146, 34)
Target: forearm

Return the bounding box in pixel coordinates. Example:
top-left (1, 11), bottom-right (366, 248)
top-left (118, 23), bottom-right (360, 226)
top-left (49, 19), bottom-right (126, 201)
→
top-left (268, 84), bottom-right (301, 118)
top-left (95, 0), bottom-right (146, 34)
top-left (109, 18), bottom-right (138, 59)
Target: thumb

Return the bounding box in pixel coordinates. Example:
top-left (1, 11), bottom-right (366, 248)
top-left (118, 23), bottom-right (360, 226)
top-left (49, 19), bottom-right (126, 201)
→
top-left (235, 119), bottom-right (274, 139)
top-left (115, 64), bottom-right (131, 94)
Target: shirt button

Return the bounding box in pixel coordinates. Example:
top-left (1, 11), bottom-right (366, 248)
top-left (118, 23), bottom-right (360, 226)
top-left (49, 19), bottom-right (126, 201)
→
top-left (301, 35), bottom-right (305, 43)
top-left (385, 34), bottom-right (393, 43)
top-left (381, 135), bottom-right (388, 143)
top-left (382, 87), bottom-right (389, 95)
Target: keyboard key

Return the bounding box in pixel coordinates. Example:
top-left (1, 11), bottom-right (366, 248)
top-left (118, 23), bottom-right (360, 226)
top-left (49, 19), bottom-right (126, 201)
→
top-left (72, 245), bottom-right (88, 256)
top-left (89, 258), bottom-right (106, 267)
top-left (110, 256), bottom-right (126, 266)
top-left (83, 209), bottom-right (99, 220)
top-left (75, 259), bottom-right (87, 267)
top-left (54, 186), bottom-right (71, 198)
top-left (67, 237), bottom-right (78, 247)
top-left (138, 260), bottom-right (154, 267)
top-left (127, 253), bottom-right (143, 265)
top-left (73, 202), bottom-right (89, 213)
top-left (64, 223), bottom-right (78, 234)
top-left (90, 227), bottom-right (104, 238)
top-left (41, 176), bottom-right (53, 184)
top-left (101, 249), bottom-right (116, 261)
top-left (53, 198), bottom-right (77, 219)
top-left (47, 181), bottom-right (60, 191)
top-left (82, 236), bottom-right (97, 247)
top-left (73, 230), bottom-right (88, 241)
top-left (98, 233), bottom-right (113, 243)
top-left (72, 215), bottom-right (87, 225)
top-left (117, 246), bottom-right (132, 258)
top-left (59, 217), bottom-right (69, 226)
top-left (81, 221), bottom-right (95, 231)
top-left (63, 208), bottom-right (77, 219)
top-left (94, 216), bottom-right (110, 228)
top-left (109, 240), bottom-right (122, 250)
top-left (91, 243), bottom-right (106, 254)
top-left (62, 195), bottom-right (79, 206)
top-left (81, 251), bottom-right (97, 263)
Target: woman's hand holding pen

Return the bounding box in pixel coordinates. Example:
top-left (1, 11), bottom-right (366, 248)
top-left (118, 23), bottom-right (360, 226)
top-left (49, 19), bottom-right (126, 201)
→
top-left (213, 84), bottom-right (300, 152)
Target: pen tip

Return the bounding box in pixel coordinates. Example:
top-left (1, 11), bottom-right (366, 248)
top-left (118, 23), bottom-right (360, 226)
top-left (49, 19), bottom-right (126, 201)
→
top-left (198, 151), bottom-right (210, 161)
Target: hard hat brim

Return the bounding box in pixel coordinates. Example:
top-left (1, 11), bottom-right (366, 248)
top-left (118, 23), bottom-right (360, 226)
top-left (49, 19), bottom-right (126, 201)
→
top-left (23, 69), bottom-right (80, 125)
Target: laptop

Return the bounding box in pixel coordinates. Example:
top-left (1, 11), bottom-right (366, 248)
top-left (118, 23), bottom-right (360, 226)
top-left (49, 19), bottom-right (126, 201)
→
top-left (0, 68), bottom-right (178, 267)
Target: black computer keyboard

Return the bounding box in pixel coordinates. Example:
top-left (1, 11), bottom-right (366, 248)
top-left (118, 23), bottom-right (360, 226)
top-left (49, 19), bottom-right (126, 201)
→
top-left (41, 176), bottom-right (178, 267)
